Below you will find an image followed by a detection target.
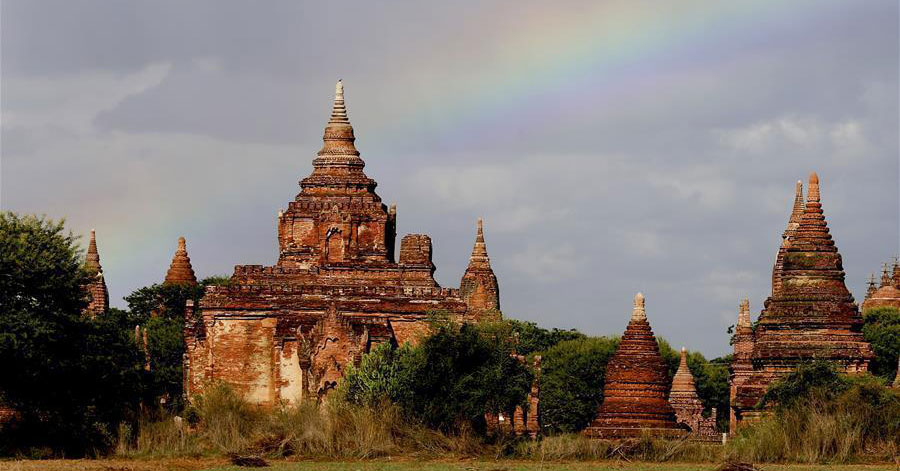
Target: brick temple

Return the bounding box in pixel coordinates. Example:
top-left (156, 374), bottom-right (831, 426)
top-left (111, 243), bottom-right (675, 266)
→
top-left (669, 347), bottom-right (717, 438)
top-left (862, 259), bottom-right (900, 312)
top-left (729, 173), bottom-right (874, 431)
top-left (183, 81), bottom-right (501, 405)
top-left (583, 293), bottom-right (686, 438)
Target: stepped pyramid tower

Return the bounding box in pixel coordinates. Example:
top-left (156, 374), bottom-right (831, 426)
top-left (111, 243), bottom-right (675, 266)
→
top-left (165, 236), bottom-right (198, 285)
top-left (82, 229), bottom-right (109, 317)
top-left (584, 293), bottom-right (687, 438)
top-left (184, 81), bottom-right (504, 405)
top-left (730, 173), bottom-right (874, 428)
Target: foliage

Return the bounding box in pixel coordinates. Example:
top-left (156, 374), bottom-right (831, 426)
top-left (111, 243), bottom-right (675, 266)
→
top-left (0, 212), bottom-right (146, 456)
top-left (729, 371), bottom-right (900, 463)
top-left (862, 306), bottom-right (900, 382)
top-left (124, 276), bottom-right (228, 412)
top-left (515, 432), bottom-right (723, 462)
top-left (495, 318), bottom-right (584, 356)
top-left (759, 361), bottom-right (849, 408)
top-left (341, 321), bottom-right (532, 434)
top-left (338, 342), bottom-right (419, 407)
top-left (538, 336), bottom-right (619, 434)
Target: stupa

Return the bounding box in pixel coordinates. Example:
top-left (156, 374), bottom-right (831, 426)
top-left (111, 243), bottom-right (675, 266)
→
top-left (669, 347), bottom-right (717, 436)
top-left (583, 293), bottom-right (686, 438)
top-left (730, 173), bottom-right (874, 428)
top-left (164, 236), bottom-right (197, 286)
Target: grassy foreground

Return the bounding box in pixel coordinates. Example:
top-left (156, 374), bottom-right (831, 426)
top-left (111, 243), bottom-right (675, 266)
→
top-left (0, 459), bottom-right (896, 471)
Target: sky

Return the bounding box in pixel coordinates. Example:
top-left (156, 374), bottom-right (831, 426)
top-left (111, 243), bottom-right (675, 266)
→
top-left (2, 0), bottom-right (898, 357)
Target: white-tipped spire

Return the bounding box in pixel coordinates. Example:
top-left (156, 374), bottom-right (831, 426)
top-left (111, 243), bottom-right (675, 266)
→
top-left (328, 79), bottom-right (349, 124)
top-left (631, 292), bottom-right (646, 321)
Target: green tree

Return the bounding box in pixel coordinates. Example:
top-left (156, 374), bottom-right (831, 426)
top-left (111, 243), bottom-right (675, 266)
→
top-left (538, 336), bottom-right (619, 433)
top-left (0, 213), bottom-right (145, 455)
top-left (862, 306), bottom-right (900, 382)
top-left (124, 276), bottom-right (228, 411)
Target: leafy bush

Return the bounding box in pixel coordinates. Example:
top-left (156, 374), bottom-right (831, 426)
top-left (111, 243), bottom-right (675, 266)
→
top-left (340, 320), bottom-right (532, 434)
top-left (862, 306), bottom-right (900, 382)
top-left (538, 336), bottom-right (618, 433)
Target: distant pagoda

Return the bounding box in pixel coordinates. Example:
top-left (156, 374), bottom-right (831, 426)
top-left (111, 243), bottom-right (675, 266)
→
top-left (164, 236), bottom-right (197, 286)
top-left (83, 229), bottom-right (109, 317)
top-left (669, 347), bottom-right (717, 437)
top-left (730, 173), bottom-right (874, 429)
top-left (584, 293), bottom-right (686, 438)
top-left (861, 258), bottom-right (900, 311)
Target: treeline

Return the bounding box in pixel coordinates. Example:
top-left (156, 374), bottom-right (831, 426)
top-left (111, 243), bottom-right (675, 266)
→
top-left (2, 212), bottom-right (899, 464)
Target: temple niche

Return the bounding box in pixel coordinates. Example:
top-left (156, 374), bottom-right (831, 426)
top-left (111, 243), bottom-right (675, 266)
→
top-left (583, 293), bottom-right (687, 439)
top-left (729, 173), bottom-right (874, 431)
top-left (184, 81), bottom-right (502, 405)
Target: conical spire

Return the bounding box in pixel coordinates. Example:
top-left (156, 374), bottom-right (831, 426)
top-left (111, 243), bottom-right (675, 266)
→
top-left (165, 236), bottom-right (197, 285)
top-left (737, 298), bottom-right (750, 328)
top-left (866, 274), bottom-right (878, 297)
top-left (631, 292), bottom-right (646, 321)
top-left (467, 218), bottom-right (491, 269)
top-left (671, 347), bottom-right (698, 393)
top-left (301, 80), bottom-right (374, 195)
top-left (881, 263), bottom-right (892, 287)
top-left (773, 181), bottom-right (804, 295)
top-left (85, 229), bottom-right (102, 274)
top-left (82, 229), bottom-right (109, 317)
top-left (787, 180), bottom-right (804, 234)
top-left (893, 258), bottom-right (900, 286)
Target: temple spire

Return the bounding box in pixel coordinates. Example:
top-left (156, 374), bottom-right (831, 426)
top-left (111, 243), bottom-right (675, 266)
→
top-left (468, 217), bottom-right (490, 267)
top-left (882, 263), bottom-right (892, 287)
top-left (86, 229), bottom-right (102, 274)
top-left (631, 292), bottom-right (646, 321)
top-left (738, 298), bottom-right (750, 328)
top-left (787, 180), bottom-right (804, 234)
top-left (82, 229), bottom-right (109, 317)
top-left (893, 258), bottom-right (900, 286)
top-left (165, 236), bottom-right (198, 286)
top-left (329, 79), bottom-right (349, 124)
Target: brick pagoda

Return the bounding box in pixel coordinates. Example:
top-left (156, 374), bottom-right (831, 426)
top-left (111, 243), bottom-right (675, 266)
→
top-left (669, 347), bottom-right (717, 437)
top-left (861, 259), bottom-right (900, 312)
top-left (583, 293), bottom-right (686, 438)
top-left (82, 229), bottom-right (109, 317)
top-left (729, 173), bottom-right (874, 429)
top-left (165, 237), bottom-right (198, 286)
top-left (184, 81), bottom-right (501, 405)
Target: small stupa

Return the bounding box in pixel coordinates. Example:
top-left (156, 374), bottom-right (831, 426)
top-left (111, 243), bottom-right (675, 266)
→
top-left (583, 293), bottom-right (687, 438)
top-left (164, 236), bottom-right (198, 285)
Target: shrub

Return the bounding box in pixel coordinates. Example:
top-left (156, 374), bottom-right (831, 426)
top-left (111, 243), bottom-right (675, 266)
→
top-left (862, 306), bottom-right (900, 382)
top-left (538, 336), bottom-right (619, 433)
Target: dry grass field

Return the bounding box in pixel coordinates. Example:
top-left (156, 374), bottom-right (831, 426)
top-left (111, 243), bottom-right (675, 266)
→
top-left (0, 459), bottom-right (896, 471)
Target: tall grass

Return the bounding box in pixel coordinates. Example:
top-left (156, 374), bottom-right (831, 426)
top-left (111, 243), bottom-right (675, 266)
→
top-left (726, 386), bottom-right (900, 464)
top-left (117, 383), bottom-right (481, 459)
top-left (514, 433), bottom-right (723, 462)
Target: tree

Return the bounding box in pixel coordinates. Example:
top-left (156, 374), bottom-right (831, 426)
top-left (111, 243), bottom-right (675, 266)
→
top-left (0, 213), bottom-right (145, 455)
top-left (124, 276), bottom-right (228, 411)
top-left (538, 336), bottom-right (619, 433)
top-left (340, 320), bottom-right (533, 434)
top-left (862, 306), bottom-right (900, 382)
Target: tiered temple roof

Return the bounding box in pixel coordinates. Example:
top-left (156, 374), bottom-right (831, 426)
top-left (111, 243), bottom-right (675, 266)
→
top-left (165, 236), bottom-right (197, 285)
top-left (83, 229), bottom-right (109, 317)
top-left (583, 293), bottom-right (686, 438)
top-left (184, 81), bottom-right (502, 405)
top-left (730, 173), bottom-right (874, 428)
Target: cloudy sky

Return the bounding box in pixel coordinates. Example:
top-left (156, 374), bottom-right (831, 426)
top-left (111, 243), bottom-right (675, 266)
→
top-left (2, 0), bottom-right (897, 357)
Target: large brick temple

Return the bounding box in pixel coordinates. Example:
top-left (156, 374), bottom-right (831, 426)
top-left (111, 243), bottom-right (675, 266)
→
top-left (183, 81), bottom-right (501, 405)
top-left (729, 173), bottom-right (874, 430)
